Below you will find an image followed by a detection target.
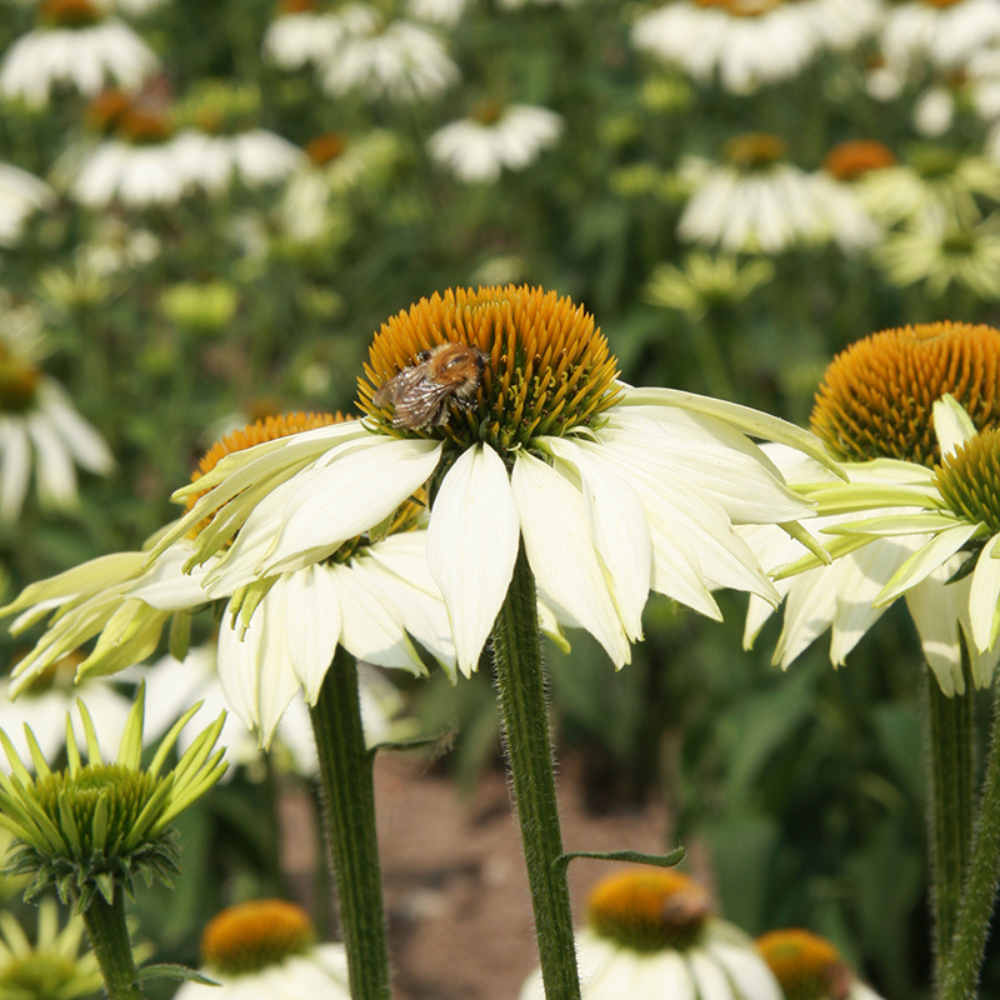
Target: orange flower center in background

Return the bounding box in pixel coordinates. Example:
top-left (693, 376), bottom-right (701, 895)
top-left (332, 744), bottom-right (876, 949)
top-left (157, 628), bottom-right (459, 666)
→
top-left (306, 133), bottom-right (347, 166)
top-left (810, 322), bottom-right (1000, 465)
top-left (0, 353), bottom-right (40, 414)
top-left (472, 100), bottom-right (504, 126)
top-left (823, 140), bottom-right (897, 181)
top-left (586, 869), bottom-right (713, 952)
top-left (86, 90), bottom-right (134, 133)
top-left (38, 0), bottom-right (101, 27)
top-left (724, 133), bottom-right (787, 170)
top-left (201, 900), bottom-right (314, 976)
top-left (187, 412), bottom-right (342, 511)
top-left (276, 0), bottom-right (318, 12)
top-left (358, 285), bottom-right (620, 454)
top-left (756, 929), bottom-right (852, 1000)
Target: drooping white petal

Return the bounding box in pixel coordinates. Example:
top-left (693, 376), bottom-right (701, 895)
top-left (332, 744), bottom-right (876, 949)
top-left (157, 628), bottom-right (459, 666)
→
top-left (258, 436), bottom-right (443, 576)
top-left (0, 418), bottom-right (31, 521)
top-left (970, 534), bottom-right (1000, 653)
top-left (328, 562), bottom-right (425, 674)
top-left (545, 437), bottom-right (651, 641)
top-left (216, 603), bottom-right (264, 733)
top-left (427, 444), bottom-right (520, 676)
top-left (126, 543), bottom-right (213, 611)
top-left (906, 572), bottom-right (965, 696)
top-left (688, 948), bottom-right (735, 1000)
top-left (281, 565), bottom-right (342, 703)
top-left (27, 414), bottom-right (77, 509)
top-left (706, 941), bottom-right (782, 1000)
top-left (511, 450), bottom-right (630, 668)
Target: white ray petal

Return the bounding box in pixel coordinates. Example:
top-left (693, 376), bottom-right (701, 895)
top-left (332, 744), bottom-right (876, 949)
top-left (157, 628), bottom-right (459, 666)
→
top-left (970, 534), bottom-right (1000, 653)
top-left (545, 437), bottom-right (651, 640)
top-left (907, 573), bottom-right (964, 696)
top-left (426, 444), bottom-right (520, 676)
top-left (512, 450), bottom-right (630, 667)
top-left (282, 566), bottom-right (342, 703)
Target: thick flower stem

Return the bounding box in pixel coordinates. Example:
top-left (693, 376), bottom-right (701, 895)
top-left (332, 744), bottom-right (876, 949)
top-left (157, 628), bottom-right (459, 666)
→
top-left (309, 649), bottom-right (391, 1000)
top-left (80, 889), bottom-right (144, 1000)
top-left (941, 679), bottom-right (1000, 1000)
top-left (491, 544), bottom-right (581, 1000)
top-left (925, 665), bottom-right (976, 981)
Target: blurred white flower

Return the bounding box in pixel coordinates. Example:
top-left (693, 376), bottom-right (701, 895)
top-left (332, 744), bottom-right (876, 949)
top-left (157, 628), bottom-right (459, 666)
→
top-left (880, 0), bottom-right (1000, 73)
top-left (0, 309), bottom-right (113, 521)
top-left (678, 137), bottom-right (826, 253)
top-left (171, 130), bottom-right (303, 194)
top-left (0, 164), bottom-right (55, 247)
top-left (318, 5), bottom-right (459, 102)
top-left (262, 3), bottom-right (358, 70)
top-left (73, 139), bottom-right (187, 207)
top-left (520, 869), bottom-right (782, 1000)
top-left (644, 252), bottom-right (774, 319)
top-left (428, 103), bottom-right (563, 183)
top-left (0, 1), bottom-right (158, 106)
top-left (175, 901), bottom-right (350, 1000)
top-left (405, 0), bottom-right (469, 24)
top-left (126, 643), bottom-right (417, 778)
top-left (0, 664), bottom-right (133, 771)
top-left (632, 0), bottom-right (881, 94)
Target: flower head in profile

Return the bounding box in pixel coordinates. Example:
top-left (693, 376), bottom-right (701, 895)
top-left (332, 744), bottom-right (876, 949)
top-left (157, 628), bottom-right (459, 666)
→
top-left (0, 685), bottom-right (227, 912)
top-left (0, 899), bottom-right (103, 1000)
top-left (678, 136), bottom-right (827, 254)
top-left (428, 102), bottom-right (564, 184)
top-left (174, 899), bottom-right (350, 1000)
top-left (879, 0), bottom-right (1000, 75)
top-left (0, 0), bottom-right (159, 107)
top-left (757, 928), bottom-right (886, 1000)
top-left (813, 141), bottom-right (895, 252)
top-left (745, 321), bottom-right (1000, 694)
top-left (157, 285), bottom-right (831, 677)
top-left (0, 300), bottom-right (114, 521)
top-left (520, 868), bottom-right (782, 1000)
top-left (1, 411), bottom-right (456, 746)
top-left (644, 252), bottom-right (774, 320)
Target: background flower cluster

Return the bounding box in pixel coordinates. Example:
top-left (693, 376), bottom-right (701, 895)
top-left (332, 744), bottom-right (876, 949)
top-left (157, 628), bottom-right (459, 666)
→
top-left (3, 0), bottom-right (1000, 994)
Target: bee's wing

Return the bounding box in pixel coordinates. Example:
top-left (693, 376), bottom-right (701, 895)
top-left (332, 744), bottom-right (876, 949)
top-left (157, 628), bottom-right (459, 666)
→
top-left (392, 377), bottom-right (458, 429)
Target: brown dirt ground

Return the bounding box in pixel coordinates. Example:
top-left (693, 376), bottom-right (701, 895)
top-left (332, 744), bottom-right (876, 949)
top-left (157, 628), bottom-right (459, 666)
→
top-left (373, 751), bottom-right (668, 1000)
top-left (278, 749), bottom-right (678, 999)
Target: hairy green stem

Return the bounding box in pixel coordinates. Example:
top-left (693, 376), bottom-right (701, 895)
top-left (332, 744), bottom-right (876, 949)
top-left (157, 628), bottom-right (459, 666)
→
top-left (80, 890), bottom-right (144, 1000)
top-left (941, 679), bottom-right (1000, 1000)
top-left (491, 544), bottom-right (581, 1000)
top-left (309, 649), bottom-right (391, 1000)
top-left (925, 664), bottom-right (977, 983)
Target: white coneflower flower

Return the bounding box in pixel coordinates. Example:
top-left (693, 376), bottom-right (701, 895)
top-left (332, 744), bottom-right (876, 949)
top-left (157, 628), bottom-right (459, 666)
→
top-left (631, 0), bottom-right (879, 95)
top-left (520, 869), bottom-right (782, 1000)
top-left (261, 0), bottom-right (362, 70)
top-left (856, 145), bottom-right (1000, 226)
top-left (2, 412), bottom-right (457, 746)
top-left (744, 322), bottom-right (1000, 695)
top-left (0, 899), bottom-right (103, 999)
top-left (70, 89), bottom-right (187, 208)
top-left (405, 0), bottom-right (469, 25)
top-left (317, 4), bottom-right (459, 102)
top-left (0, 164), bottom-right (55, 247)
top-left (756, 929), bottom-right (887, 1000)
top-left (0, 654), bottom-right (134, 770)
top-left (812, 139), bottom-right (896, 251)
top-left (0, 307), bottom-right (113, 521)
top-left (678, 135), bottom-right (827, 253)
top-left (0, 0), bottom-right (158, 106)
top-left (874, 207), bottom-right (1000, 299)
top-left (153, 285), bottom-right (833, 677)
top-left (169, 80), bottom-right (303, 194)
top-left (428, 102), bottom-right (564, 183)
top-left (880, 0), bottom-right (1000, 73)
top-left (174, 900), bottom-right (350, 1000)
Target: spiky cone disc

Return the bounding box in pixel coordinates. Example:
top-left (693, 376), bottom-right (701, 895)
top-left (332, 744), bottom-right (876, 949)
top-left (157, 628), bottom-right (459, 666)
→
top-left (756, 929), bottom-right (853, 1000)
top-left (200, 900), bottom-right (315, 976)
top-left (935, 426), bottom-right (1000, 534)
top-left (810, 322), bottom-right (1000, 466)
top-left (586, 869), bottom-right (714, 953)
top-left (358, 284), bottom-right (622, 455)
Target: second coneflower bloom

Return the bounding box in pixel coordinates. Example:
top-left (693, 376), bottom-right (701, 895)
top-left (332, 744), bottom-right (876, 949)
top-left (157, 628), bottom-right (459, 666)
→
top-left (744, 321), bottom-right (1000, 694)
top-left (160, 284), bottom-right (830, 675)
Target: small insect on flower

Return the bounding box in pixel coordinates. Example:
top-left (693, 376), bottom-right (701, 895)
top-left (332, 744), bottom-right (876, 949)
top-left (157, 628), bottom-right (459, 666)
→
top-left (374, 342), bottom-right (488, 430)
